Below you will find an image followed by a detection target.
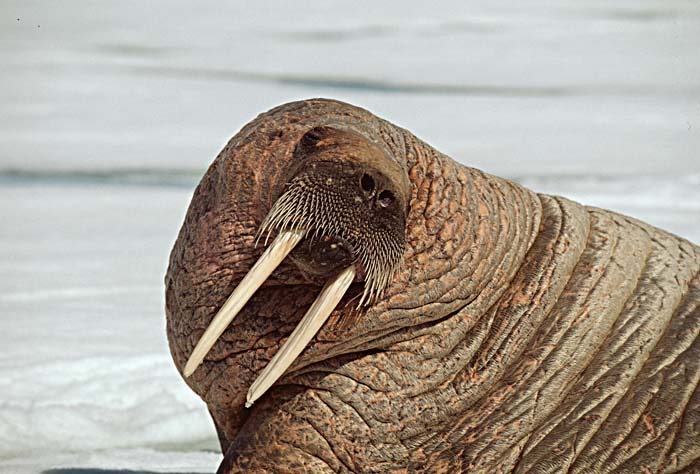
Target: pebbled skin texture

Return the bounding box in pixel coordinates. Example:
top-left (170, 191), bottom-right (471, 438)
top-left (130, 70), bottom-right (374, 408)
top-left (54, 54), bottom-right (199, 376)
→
top-left (165, 99), bottom-right (700, 473)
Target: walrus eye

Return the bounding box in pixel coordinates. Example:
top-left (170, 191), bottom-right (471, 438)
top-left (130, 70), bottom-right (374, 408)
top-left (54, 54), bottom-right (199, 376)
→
top-left (300, 127), bottom-right (324, 148)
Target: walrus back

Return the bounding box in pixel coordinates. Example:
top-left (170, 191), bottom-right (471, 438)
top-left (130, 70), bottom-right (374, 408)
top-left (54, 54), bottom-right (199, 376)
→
top-left (421, 187), bottom-right (700, 473)
top-left (523, 203), bottom-right (700, 473)
top-left (507, 197), bottom-right (700, 473)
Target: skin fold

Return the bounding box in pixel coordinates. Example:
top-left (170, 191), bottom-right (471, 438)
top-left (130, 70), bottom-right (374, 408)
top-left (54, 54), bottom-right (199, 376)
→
top-left (165, 99), bottom-right (700, 473)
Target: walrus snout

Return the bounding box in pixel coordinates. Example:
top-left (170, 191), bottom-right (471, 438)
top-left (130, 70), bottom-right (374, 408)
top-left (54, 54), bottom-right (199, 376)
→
top-left (259, 126), bottom-right (409, 306)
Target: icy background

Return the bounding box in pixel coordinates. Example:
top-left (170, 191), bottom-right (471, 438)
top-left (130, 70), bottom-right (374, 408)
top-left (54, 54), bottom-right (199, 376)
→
top-left (1, 1), bottom-right (699, 473)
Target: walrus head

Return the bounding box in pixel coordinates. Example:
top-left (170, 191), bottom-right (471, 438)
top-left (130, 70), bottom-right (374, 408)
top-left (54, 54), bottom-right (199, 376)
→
top-left (180, 123), bottom-right (411, 406)
top-left (166, 98), bottom-right (548, 472)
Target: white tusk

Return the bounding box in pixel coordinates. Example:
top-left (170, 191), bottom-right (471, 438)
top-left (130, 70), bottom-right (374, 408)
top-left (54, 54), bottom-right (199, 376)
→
top-left (245, 265), bottom-right (356, 408)
top-left (183, 229), bottom-right (305, 378)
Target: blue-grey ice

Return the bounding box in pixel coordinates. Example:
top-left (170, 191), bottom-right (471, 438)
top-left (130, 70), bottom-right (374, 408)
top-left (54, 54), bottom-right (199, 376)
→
top-left (1, 0), bottom-right (698, 472)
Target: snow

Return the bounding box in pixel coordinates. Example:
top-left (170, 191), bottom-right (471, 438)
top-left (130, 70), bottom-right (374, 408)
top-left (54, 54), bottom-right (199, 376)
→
top-left (1, 0), bottom-right (698, 472)
top-left (0, 185), bottom-right (220, 473)
top-left (4, 449), bottom-right (221, 474)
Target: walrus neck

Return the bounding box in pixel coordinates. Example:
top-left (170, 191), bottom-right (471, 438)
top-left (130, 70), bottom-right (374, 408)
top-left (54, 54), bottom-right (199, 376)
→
top-left (353, 135), bottom-right (544, 337)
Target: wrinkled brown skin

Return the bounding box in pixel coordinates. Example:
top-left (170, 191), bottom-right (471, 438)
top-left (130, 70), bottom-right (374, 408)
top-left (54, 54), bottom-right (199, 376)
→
top-left (165, 99), bottom-right (700, 473)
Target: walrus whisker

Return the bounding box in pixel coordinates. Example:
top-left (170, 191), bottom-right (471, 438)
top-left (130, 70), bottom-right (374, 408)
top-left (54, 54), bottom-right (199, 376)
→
top-left (261, 180), bottom-right (402, 306)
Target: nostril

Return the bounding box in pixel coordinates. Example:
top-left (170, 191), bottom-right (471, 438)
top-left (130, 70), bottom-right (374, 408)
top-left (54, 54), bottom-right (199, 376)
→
top-left (377, 190), bottom-right (395, 207)
top-left (360, 173), bottom-right (375, 193)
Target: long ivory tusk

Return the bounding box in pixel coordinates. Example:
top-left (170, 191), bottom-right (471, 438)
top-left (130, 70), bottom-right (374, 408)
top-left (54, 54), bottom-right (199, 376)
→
top-left (246, 265), bottom-right (356, 408)
top-left (183, 229), bottom-right (305, 378)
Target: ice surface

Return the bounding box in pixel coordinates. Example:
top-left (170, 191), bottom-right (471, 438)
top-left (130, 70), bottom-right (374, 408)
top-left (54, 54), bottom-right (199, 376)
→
top-left (4, 448), bottom-right (221, 474)
top-left (1, 1), bottom-right (699, 473)
top-left (2, 0), bottom-right (699, 175)
top-left (0, 185), bottom-right (220, 473)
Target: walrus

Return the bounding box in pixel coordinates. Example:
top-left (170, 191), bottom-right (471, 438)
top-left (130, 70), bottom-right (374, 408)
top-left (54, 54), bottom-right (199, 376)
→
top-left (165, 98), bottom-right (700, 473)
